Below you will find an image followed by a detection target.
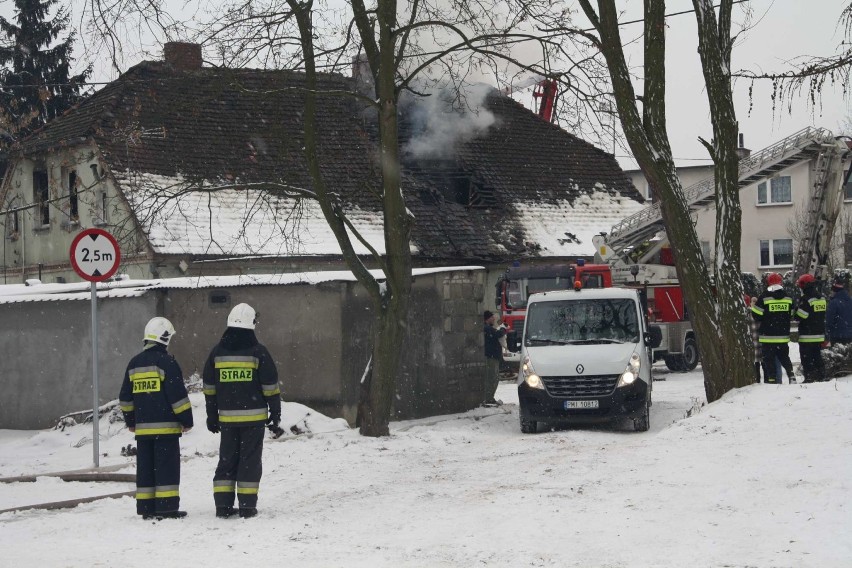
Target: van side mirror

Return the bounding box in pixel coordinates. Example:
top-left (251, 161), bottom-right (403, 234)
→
top-left (646, 325), bottom-right (663, 349)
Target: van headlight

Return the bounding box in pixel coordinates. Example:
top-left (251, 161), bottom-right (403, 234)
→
top-left (522, 356), bottom-right (544, 390)
top-left (617, 352), bottom-right (642, 387)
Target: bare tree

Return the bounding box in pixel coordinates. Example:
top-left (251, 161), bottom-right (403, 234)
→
top-left (282, 0), bottom-right (602, 435)
top-left (736, 3), bottom-right (852, 112)
top-left (536, 0), bottom-right (754, 402)
top-left (78, 0), bottom-right (618, 435)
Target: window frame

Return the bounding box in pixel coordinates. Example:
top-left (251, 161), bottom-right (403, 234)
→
top-left (756, 175), bottom-right (793, 206)
top-left (32, 169), bottom-right (50, 228)
top-left (93, 189), bottom-right (109, 226)
top-left (63, 167), bottom-right (79, 222)
top-left (6, 197), bottom-right (21, 240)
top-left (759, 238), bottom-right (794, 268)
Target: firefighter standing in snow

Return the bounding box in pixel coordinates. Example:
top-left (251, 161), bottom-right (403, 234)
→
top-left (794, 274), bottom-right (828, 383)
top-left (751, 272), bottom-right (797, 384)
top-left (204, 303), bottom-right (280, 519)
top-left (119, 317), bottom-right (193, 519)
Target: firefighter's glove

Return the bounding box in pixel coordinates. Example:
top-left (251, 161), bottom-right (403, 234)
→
top-left (267, 413), bottom-right (281, 429)
top-left (206, 418), bottom-right (220, 434)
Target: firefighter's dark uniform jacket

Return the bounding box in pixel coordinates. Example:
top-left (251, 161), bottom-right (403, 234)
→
top-left (203, 328), bottom-right (280, 511)
top-left (118, 342), bottom-right (192, 516)
top-left (119, 343), bottom-right (194, 436)
top-left (751, 287), bottom-right (794, 343)
top-left (203, 329), bottom-right (280, 427)
top-left (795, 288), bottom-right (827, 343)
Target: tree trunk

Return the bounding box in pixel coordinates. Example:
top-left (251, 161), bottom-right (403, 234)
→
top-left (290, 0), bottom-right (412, 436)
top-left (692, 0), bottom-right (754, 398)
top-left (357, 0), bottom-right (413, 436)
top-left (580, 0), bottom-right (751, 404)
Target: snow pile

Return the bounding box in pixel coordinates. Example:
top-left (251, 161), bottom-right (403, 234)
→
top-left (2, 366), bottom-right (852, 567)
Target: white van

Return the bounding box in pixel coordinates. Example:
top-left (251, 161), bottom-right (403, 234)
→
top-left (517, 287), bottom-right (662, 433)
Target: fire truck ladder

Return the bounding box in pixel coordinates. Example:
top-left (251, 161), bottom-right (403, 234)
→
top-left (604, 127), bottom-right (843, 257)
top-left (792, 139), bottom-right (850, 279)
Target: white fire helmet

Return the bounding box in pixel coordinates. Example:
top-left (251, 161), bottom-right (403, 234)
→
top-left (227, 303), bottom-right (257, 329)
top-left (143, 317), bottom-right (175, 346)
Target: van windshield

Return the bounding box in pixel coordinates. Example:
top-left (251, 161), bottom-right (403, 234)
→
top-left (524, 298), bottom-right (640, 345)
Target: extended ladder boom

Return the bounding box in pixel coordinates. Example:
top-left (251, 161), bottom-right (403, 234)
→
top-left (792, 140), bottom-right (850, 280)
top-left (598, 128), bottom-right (848, 264)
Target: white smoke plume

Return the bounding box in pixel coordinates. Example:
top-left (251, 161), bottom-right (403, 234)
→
top-left (402, 82), bottom-right (497, 160)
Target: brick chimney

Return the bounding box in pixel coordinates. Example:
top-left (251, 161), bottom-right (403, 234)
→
top-left (736, 132), bottom-right (751, 159)
top-left (351, 53), bottom-right (374, 96)
top-left (163, 42), bottom-right (202, 71)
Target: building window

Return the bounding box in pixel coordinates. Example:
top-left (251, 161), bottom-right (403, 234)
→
top-left (6, 198), bottom-right (20, 239)
top-left (844, 170), bottom-right (852, 201)
top-left (33, 170), bottom-right (50, 226)
top-left (759, 238), bottom-right (793, 267)
top-left (64, 168), bottom-right (79, 220)
top-left (94, 190), bottom-right (109, 226)
top-left (757, 176), bottom-right (792, 205)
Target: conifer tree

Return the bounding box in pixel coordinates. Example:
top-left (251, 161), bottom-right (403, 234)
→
top-left (0, 0), bottom-right (91, 144)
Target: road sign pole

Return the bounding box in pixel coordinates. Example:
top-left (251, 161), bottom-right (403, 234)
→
top-left (91, 281), bottom-right (99, 468)
top-left (69, 228), bottom-right (120, 471)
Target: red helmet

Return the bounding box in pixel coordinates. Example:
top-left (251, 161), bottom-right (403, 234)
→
top-left (796, 274), bottom-right (816, 288)
top-left (766, 272), bottom-right (783, 287)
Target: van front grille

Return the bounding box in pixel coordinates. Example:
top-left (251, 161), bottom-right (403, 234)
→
top-left (542, 375), bottom-right (619, 397)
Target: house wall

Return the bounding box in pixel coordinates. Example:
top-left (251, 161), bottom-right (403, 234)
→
top-left (0, 293), bottom-right (157, 429)
top-left (625, 165), bottom-right (713, 201)
top-left (694, 161), bottom-right (813, 274)
top-left (0, 268), bottom-right (486, 429)
top-left (629, 159), bottom-right (852, 276)
top-left (0, 143), bottom-right (154, 285)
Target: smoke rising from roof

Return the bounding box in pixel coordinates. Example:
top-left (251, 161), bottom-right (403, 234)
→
top-left (402, 82), bottom-right (496, 160)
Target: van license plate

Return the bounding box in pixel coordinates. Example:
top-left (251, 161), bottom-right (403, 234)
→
top-left (565, 400), bottom-right (599, 409)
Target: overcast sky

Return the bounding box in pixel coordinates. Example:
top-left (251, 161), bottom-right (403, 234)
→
top-left (613, 0), bottom-right (852, 169)
top-left (3, 0), bottom-right (850, 170)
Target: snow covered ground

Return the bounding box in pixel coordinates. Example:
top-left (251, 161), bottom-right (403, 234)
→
top-left (2, 349), bottom-right (851, 567)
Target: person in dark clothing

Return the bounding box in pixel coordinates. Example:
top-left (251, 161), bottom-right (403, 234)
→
top-left (483, 310), bottom-right (507, 406)
top-left (119, 317), bottom-right (193, 520)
top-left (746, 295), bottom-right (763, 383)
top-left (204, 303), bottom-right (280, 519)
top-left (794, 274), bottom-right (828, 383)
top-left (826, 278), bottom-right (852, 345)
top-left (751, 272), bottom-right (797, 384)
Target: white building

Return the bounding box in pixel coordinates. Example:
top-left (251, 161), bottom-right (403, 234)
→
top-left (622, 129), bottom-right (852, 277)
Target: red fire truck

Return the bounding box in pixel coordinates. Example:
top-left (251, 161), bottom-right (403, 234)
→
top-left (494, 260), bottom-right (612, 366)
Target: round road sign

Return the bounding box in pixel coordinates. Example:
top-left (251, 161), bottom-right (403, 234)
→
top-left (69, 228), bottom-right (121, 282)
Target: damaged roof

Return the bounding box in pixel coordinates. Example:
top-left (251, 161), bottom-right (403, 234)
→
top-left (18, 60), bottom-right (643, 261)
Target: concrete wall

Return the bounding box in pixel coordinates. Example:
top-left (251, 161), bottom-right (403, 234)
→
top-left (164, 269), bottom-right (486, 425)
top-left (0, 268), bottom-right (486, 429)
top-left (0, 294), bottom-right (157, 429)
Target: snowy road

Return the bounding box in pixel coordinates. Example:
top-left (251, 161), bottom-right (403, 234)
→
top-left (2, 360), bottom-right (851, 567)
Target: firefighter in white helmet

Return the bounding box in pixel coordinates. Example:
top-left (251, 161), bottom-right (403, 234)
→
top-left (203, 303), bottom-right (280, 519)
top-left (119, 317), bottom-right (193, 520)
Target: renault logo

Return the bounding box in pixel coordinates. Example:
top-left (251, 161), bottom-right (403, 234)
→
top-left (576, 364), bottom-right (584, 374)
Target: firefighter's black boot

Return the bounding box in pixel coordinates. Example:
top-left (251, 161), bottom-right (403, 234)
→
top-left (155, 511), bottom-right (187, 520)
top-left (216, 506), bottom-right (237, 518)
top-left (239, 507), bottom-right (258, 519)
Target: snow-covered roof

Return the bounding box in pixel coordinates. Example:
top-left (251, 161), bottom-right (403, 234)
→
top-left (17, 61), bottom-right (643, 262)
top-left (117, 172), bottom-right (402, 257)
top-left (0, 266), bottom-right (484, 304)
top-left (512, 191), bottom-right (645, 256)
